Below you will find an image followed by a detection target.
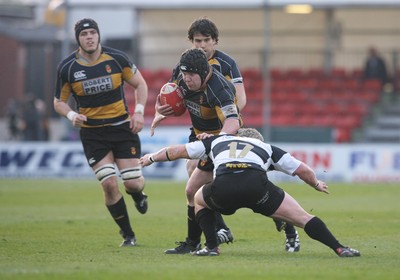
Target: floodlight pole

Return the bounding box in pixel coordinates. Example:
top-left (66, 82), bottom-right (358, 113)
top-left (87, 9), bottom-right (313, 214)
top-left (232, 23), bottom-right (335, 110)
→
top-left (262, 0), bottom-right (271, 142)
top-left (61, 0), bottom-right (70, 59)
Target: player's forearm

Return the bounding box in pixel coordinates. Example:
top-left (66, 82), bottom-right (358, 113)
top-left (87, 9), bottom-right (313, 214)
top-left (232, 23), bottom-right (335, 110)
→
top-left (134, 83), bottom-right (148, 109)
top-left (294, 163), bottom-right (319, 188)
top-left (155, 145), bottom-right (188, 160)
top-left (235, 84), bottom-right (247, 111)
top-left (220, 118), bottom-right (240, 135)
top-left (53, 98), bottom-right (73, 117)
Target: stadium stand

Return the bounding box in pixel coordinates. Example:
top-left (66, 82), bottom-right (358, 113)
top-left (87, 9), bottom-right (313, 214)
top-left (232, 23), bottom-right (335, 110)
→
top-left (363, 100), bottom-right (400, 142)
top-left (241, 67), bottom-right (383, 142)
top-left (128, 67), bottom-right (383, 142)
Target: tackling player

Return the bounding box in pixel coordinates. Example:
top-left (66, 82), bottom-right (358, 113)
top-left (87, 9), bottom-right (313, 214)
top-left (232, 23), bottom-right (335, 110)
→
top-left (140, 128), bottom-right (361, 258)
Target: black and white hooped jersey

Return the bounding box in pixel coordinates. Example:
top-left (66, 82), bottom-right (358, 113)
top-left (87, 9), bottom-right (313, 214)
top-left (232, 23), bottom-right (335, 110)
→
top-left (54, 46), bottom-right (137, 128)
top-left (185, 134), bottom-right (302, 177)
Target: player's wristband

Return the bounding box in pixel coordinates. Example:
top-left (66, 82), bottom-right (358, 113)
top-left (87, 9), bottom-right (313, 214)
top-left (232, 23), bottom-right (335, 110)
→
top-left (165, 149), bottom-right (171, 161)
top-left (66, 111), bottom-right (78, 121)
top-left (314, 182), bottom-right (320, 189)
top-left (135, 104), bottom-right (144, 114)
top-left (149, 154), bottom-right (155, 163)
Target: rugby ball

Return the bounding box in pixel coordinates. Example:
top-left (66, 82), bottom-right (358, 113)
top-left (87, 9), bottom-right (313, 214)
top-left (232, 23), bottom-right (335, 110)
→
top-left (159, 83), bottom-right (186, 116)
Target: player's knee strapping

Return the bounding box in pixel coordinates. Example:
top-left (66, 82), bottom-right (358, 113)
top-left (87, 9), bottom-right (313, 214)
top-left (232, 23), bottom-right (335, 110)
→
top-left (120, 167), bottom-right (142, 181)
top-left (94, 163), bottom-right (116, 182)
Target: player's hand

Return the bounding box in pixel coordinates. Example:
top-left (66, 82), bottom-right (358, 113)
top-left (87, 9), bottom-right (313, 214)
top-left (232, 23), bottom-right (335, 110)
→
top-left (155, 94), bottom-right (175, 116)
top-left (314, 180), bottom-right (329, 194)
top-left (130, 113), bottom-right (144, 134)
top-left (71, 114), bottom-right (87, 128)
top-left (150, 111), bottom-right (167, 136)
top-left (139, 154), bottom-right (153, 167)
top-left (196, 133), bottom-right (214, 140)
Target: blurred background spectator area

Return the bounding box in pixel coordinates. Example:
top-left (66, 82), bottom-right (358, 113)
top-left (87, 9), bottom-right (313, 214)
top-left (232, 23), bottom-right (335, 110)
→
top-left (1, 0), bottom-right (400, 142)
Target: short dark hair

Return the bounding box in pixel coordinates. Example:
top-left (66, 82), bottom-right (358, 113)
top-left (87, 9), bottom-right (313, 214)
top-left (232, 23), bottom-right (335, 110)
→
top-left (188, 17), bottom-right (219, 44)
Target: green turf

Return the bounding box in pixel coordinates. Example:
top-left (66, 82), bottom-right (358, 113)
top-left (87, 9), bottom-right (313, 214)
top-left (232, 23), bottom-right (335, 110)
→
top-left (1, 179), bottom-right (399, 280)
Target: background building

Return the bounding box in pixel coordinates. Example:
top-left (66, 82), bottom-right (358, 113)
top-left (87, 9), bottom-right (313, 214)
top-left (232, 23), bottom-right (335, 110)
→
top-left (1, 0), bottom-right (400, 142)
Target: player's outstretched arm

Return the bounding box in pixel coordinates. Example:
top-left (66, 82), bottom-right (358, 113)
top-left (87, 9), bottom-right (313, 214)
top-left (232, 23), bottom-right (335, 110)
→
top-left (140, 145), bottom-right (189, 166)
top-left (293, 162), bottom-right (330, 194)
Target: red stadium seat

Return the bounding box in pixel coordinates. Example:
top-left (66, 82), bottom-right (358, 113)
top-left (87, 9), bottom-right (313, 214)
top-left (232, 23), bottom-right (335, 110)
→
top-left (362, 79), bottom-right (382, 91)
top-left (331, 67), bottom-right (347, 80)
top-left (306, 68), bottom-right (325, 79)
top-left (285, 68), bottom-right (304, 79)
top-left (270, 68), bottom-right (285, 80)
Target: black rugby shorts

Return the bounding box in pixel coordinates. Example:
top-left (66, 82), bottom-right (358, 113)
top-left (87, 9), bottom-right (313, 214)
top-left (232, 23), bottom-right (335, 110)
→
top-left (202, 168), bottom-right (285, 216)
top-left (80, 122), bottom-right (141, 167)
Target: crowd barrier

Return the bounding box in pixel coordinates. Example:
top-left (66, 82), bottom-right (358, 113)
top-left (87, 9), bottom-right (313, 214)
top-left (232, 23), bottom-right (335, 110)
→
top-left (1, 128), bottom-right (399, 183)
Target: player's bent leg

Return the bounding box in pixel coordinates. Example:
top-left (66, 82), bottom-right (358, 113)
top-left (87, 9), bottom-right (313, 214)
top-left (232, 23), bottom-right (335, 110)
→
top-left (304, 217), bottom-right (361, 257)
top-left (270, 192), bottom-right (314, 228)
top-left (93, 162), bottom-right (136, 246)
top-left (186, 158), bottom-right (198, 178)
top-left (194, 208), bottom-right (220, 256)
top-left (117, 158), bottom-right (148, 215)
top-left (94, 163), bottom-right (120, 204)
top-left (165, 193), bottom-right (201, 254)
top-left (123, 175), bottom-right (147, 215)
top-left (185, 167), bottom-right (212, 204)
top-left (164, 161), bottom-right (204, 255)
top-left (272, 192), bottom-right (360, 257)
top-left (107, 195), bottom-right (136, 247)
top-left (185, 168), bottom-right (213, 245)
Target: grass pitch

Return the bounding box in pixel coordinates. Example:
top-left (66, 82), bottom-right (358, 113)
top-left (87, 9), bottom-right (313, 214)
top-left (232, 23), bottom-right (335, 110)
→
top-left (0, 179), bottom-right (399, 280)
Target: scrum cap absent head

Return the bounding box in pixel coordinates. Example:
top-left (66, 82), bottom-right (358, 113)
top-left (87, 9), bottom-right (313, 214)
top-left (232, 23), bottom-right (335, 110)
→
top-left (179, 48), bottom-right (210, 85)
top-left (74, 18), bottom-right (100, 45)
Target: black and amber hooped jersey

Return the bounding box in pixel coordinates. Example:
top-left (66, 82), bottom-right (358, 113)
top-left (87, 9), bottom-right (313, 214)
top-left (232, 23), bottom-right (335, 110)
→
top-left (176, 69), bottom-right (242, 135)
top-left (55, 46), bottom-right (136, 128)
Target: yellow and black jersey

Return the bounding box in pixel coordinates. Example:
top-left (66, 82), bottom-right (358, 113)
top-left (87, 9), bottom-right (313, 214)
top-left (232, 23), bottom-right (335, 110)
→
top-left (55, 46), bottom-right (137, 127)
top-left (176, 69), bottom-right (242, 135)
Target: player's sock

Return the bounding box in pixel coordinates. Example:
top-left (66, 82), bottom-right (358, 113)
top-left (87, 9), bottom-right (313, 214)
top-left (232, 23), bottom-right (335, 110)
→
top-left (304, 216), bottom-right (343, 250)
top-left (107, 197), bottom-right (135, 237)
top-left (284, 223), bottom-right (296, 235)
top-left (196, 208), bottom-right (218, 249)
top-left (215, 212), bottom-right (229, 231)
top-left (187, 205), bottom-right (202, 243)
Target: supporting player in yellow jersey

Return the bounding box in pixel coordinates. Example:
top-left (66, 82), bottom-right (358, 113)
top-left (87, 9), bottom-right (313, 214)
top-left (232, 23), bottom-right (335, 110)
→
top-left (54, 18), bottom-right (148, 247)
